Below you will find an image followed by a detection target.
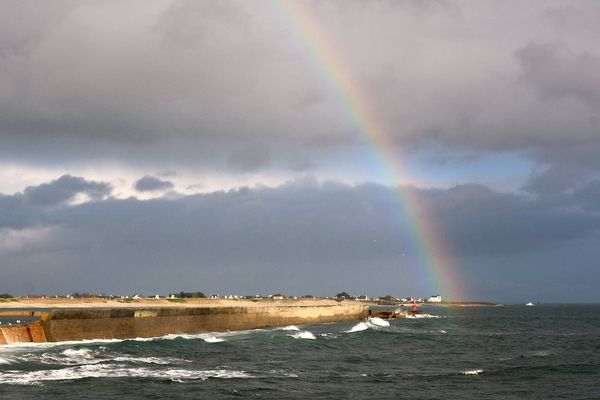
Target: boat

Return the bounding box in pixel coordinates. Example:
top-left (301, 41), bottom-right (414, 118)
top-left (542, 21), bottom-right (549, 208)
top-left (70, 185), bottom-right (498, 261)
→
top-left (525, 302), bottom-right (535, 306)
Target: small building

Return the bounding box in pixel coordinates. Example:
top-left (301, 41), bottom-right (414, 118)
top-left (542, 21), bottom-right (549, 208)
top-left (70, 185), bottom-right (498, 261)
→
top-left (428, 295), bottom-right (442, 303)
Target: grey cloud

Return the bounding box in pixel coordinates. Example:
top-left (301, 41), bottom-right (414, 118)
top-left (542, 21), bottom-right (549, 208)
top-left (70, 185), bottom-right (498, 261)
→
top-left (523, 164), bottom-right (591, 196)
top-left (286, 155), bottom-right (316, 172)
top-left (227, 144), bottom-right (271, 171)
top-left (23, 174), bottom-right (112, 206)
top-left (134, 175), bottom-right (174, 192)
top-left (0, 175), bottom-right (111, 230)
top-left (0, 1), bottom-right (599, 175)
top-left (1, 176), bottom-right (599, 301)
top-left (516, 42), bottom-right (600, 107)
top-left (574, 180), bottom-right (600, 213)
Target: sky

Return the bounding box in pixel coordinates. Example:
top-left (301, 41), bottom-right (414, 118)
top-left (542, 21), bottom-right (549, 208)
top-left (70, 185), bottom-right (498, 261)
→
top-left (1, 0), bottom-right (599, 302)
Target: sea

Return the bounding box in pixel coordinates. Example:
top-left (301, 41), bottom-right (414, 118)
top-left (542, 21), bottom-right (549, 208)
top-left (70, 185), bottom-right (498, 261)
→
top-left (0, 304), bottom-right (599, 399)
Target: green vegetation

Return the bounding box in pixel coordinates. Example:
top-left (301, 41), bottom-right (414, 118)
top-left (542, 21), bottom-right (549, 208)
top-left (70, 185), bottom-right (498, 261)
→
top-left (172, 291), bottom-right (206, 299)
top-left (167, 298), bottom-right (187, 303)
top-left (335, 292), bottom-right (351, 299)
top-left (70, 292), bottom-right (106, 298)
top-left (0, 294), bottom-right (17, 303)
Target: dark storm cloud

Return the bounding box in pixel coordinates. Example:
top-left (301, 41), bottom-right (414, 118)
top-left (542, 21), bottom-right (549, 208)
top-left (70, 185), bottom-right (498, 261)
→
top-left (134, 175), bottom-right (174, 192)
top-left (0, 0), bottom-right (598, 173)
top-left (1, 176), bottom-right (598, 301)
top-left (0, 175), bottom-right (111, 229)
top-left (523, 165), bottom-right (591, 196)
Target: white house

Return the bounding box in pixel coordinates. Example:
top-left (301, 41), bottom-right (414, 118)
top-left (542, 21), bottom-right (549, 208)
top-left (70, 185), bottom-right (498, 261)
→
top-left (428, 295), bottom-right (442, 303)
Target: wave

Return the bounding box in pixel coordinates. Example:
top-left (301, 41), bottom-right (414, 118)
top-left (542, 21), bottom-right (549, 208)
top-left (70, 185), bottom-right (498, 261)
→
top-left (405, 313), bottom-right (440, 319)
top-left (111, 356), bottom-right (180, 364)
top-left (347, 322), bottom-right (370, 333)
top-left (276, 325), bottom-right (300, 331)
top-left (0, 338), bottom-right (124, 352)
top-left (461, 369), bottom-right (483, 375)
top-left (289, 331), bottom-right (316, 340)
top-left (346, 317), bottom-right (390, 333)
top-left (0, 364), bottom-right (252, 385)
top-left (369, 317), bottom-right (390, 327)
top-left (6, 347), bottom-right (186, 367)
top-left (0, 356), bottom-right (13, 365)
top-left (0, 329), bottom-right (275, 352)
top-left (160, 333), bottom-right (225, 343)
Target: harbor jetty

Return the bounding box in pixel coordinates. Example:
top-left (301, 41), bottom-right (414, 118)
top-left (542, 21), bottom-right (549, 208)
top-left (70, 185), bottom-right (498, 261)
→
top-left (0, 300), bottom-right (370, 345)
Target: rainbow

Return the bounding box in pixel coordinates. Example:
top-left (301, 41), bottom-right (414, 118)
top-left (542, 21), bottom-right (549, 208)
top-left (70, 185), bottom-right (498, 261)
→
top-left (276, 0), bottom-right (462, 299)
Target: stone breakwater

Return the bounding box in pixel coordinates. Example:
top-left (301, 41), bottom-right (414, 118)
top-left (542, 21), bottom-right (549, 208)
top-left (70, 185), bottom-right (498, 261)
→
top-left (0, 304), bottom-right (369, 345)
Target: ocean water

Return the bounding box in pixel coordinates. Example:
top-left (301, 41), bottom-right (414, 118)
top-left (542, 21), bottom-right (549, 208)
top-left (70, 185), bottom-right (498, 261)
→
top-left (1, 305), bottom-right (599, 399)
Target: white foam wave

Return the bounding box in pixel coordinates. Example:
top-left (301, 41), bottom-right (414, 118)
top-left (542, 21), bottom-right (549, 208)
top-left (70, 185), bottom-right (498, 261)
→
top-left (289, 331), bottom-right (316, 340)
top-left (368, 317), bottom-right (390, 327)
top-left (346, 322), bottom-right (369, 333)
top-left (112, 356), bottom-right (176, 365)
top-left (0, 356), bottom-right (13, 364)
top-left (17, 348), bottom-right (105, 366)
top-left (405, 313), bottom-right (440, 319)
top-left (346, 318), bottom-right (390, 333)
top-left (0, 338), bottom-right (124, 352)
top-left (0, 364), bottom-right (252, 385)
top-left (158, 333), bottom-right (224, 342)
top-left (461, 369), bottom-right (483, 375)
top-left (276, 325), bottom-right (300, 331)
top-left (14, 348), bottom-right (181, 367)
top-left (0, 328), bottom-right (272, 351)
top-left (202, 336), bottom-right (225, 343)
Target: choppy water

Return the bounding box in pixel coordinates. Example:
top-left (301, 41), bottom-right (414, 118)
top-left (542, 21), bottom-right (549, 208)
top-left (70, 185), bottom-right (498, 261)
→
top-left (1, 305), bottom-right (599, 399)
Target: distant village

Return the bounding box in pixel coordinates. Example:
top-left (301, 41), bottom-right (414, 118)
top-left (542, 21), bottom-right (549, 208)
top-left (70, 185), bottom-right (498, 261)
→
top-left (1, 292), bottom-right (443, 304)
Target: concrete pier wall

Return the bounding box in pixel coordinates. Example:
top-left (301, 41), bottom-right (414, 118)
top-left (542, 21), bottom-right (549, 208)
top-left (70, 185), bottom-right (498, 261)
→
top-left (0, 304), bottom-right (369, 344)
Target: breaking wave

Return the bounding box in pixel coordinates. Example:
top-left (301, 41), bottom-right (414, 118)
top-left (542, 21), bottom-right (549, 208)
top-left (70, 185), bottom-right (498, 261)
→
top-left (277, 325), bottom-right (301, 331)
top-left (0, 364), bottom-right (252, 385)
top-left (289, 331), bottom-right (316, 340)
top-left (369, 317), bottom-right (390, 327)
top-left (0, 356), bottom-right (13, 365)
top-left (461, 369), bottom-right (483, 375)
top-left (405, 313), bottom-right (440, 319)
top-left (346, 317), bottom-right (390, 333)
top-left (3, 347), bottom-right (186, 367)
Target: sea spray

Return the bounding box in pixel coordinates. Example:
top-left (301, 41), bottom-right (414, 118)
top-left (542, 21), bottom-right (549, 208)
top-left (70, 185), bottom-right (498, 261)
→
top-left (405, 313), bottom-right (440, 319)
top-left (277, 326), bottom-right (301, 331)
top-left (461, 369), bottom-right (483, 375)
top-left (289, 331), bottom-right (316, 340)
top-left (346, 317), bottom-right (390, 333)
top-left (368, 317), bottom-right (390, 327)
top-left (0, 364), bottom-right (254, 385)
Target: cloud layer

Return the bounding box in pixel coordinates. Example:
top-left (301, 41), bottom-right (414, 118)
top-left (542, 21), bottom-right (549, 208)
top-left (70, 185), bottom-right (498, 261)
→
top-left (0, 1), bottom-right (599, 176)
top-left (1, 175), bottom-right (598, 302)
